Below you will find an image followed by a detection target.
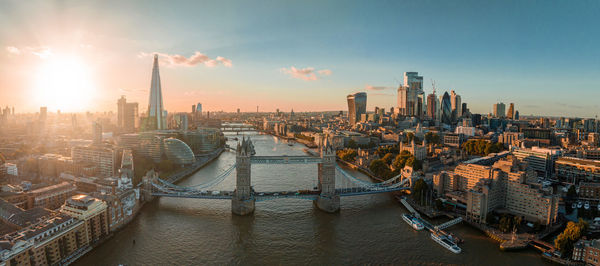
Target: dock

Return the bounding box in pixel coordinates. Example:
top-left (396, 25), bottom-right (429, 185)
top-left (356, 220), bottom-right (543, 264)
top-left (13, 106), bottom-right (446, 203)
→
top-left (398, 196), bottom-right (465, 249)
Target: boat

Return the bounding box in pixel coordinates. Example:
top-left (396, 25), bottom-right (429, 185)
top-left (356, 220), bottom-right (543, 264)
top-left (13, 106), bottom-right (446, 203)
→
top-left (288, 142), bottom-right (294, 146)
top-left (430, 231), bottom-right (461, 254)
top-left (402, 213), bottom-right (425, 231)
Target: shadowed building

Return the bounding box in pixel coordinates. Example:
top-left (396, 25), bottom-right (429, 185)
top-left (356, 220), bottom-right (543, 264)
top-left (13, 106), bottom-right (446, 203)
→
top-left (346, 92), bottom-right (367, 126)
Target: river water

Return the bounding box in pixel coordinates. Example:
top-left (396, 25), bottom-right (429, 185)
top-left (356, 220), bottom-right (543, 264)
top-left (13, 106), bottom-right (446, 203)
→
top-left (76, 133), bottom-right (547, 265)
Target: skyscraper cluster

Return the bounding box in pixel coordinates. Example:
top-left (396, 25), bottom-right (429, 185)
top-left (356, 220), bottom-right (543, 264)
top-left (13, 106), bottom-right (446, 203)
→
top-left (397, 72), bottom-right (424, 117)
top-left (395, 72), bottom-right (464, 125)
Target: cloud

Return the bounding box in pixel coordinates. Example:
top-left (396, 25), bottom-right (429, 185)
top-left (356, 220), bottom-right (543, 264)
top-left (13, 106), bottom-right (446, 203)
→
top-left (139, 51), bottom-right (232, 68)
top-left (6, 46), bottom-right (21, 55)
top-left (365, 85), bottom-right (391, 91)
top-left (5, 46), bottom-right (53, 58)
top-left (280, 66), bottom-right (332, 81)
top-left (317, 69), bottom-right (332, 76)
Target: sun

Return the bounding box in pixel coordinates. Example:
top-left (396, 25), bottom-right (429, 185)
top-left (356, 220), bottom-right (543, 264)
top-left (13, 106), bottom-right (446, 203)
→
top-left (34, 55), bottom-right (96, 112)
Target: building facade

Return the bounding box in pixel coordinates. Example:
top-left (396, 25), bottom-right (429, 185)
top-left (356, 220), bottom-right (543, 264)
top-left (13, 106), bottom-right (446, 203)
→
top-left (347, 92), bottom-right (367, 126)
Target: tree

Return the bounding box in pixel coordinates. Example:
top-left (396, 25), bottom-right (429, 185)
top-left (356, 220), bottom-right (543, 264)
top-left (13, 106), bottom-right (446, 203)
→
top-left (567, 185), bottom-right (577, 200)
top-left (462, 139), bottom-right (506, 156)
top-left (369, 159), bottom-right (392, 179)
top-left (382, 153), bottom-right (395, 165)
top-left (499, 216), bottom-right (512, 233)
top-left (347, 139), bottom-right (358, 149)
top-left (412, 178), bottom-right (429, 205)
top-left (554, 218), bottom-right (589, 257)
top-left (425, 132), bottom-right (441, 145)
top-left (392, 151), bottom-right (422, 171)
top-left (404, 132), bottom-right (415, 144)
top-left (336, 149), bottom-right (357, 162)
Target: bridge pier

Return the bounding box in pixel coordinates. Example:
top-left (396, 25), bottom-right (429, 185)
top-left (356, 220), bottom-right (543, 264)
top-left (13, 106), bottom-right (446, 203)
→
top-left (232, 137), bottom-right (255, 215)
top-left (314, 138), bottom-right (340, 213)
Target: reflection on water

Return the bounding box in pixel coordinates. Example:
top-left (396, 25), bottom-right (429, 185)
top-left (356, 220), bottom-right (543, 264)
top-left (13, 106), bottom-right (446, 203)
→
top-left (75, 133), bottom-right (547, 265)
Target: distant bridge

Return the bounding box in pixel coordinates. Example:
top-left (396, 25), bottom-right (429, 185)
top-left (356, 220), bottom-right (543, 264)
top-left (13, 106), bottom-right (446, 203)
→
top-left (143, 137), bottom-right (412, 215)
top-left (220, 123), bottom-right (256, 133)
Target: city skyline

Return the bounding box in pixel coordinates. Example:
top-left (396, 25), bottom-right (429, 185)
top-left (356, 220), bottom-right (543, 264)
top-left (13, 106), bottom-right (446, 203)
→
top-left (1, 0), bottom-right (599, 117)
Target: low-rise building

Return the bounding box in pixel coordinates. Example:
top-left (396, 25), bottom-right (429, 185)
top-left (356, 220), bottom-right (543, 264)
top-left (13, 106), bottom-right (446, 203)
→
top-left (443, 133), bottom-right (465, 148)
top-left (437, 156), bottom-right (559, 225)
top-left (580, 182), bottom-right (600, 202)
top-left (512, 146), bottom-right (561, 178)
top-left (27, 182), bottom-right (76, 210)
top-left (555, 157), bottom-right (600, 184)
top-left (61, 195), bottom-right (109, 244)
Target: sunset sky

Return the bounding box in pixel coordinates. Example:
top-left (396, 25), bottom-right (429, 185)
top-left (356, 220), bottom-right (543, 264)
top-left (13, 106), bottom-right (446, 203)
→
top-left (0, 0), bottom-right (599, 117)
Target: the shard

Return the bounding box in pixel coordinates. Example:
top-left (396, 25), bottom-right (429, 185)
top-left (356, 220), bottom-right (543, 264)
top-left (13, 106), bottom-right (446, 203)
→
top-left (147, 54), bottom-right (165, 130)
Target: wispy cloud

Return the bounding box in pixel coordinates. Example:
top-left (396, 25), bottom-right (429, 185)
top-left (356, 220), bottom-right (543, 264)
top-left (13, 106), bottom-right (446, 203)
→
top-left (365, 85), bottom-right (392, 91)
top-left (5, 46), bottom-right (53, 59)
top-left (139, 51), bottom-right (232, 68)
top-left (280, 66), bottom-right (332, 81)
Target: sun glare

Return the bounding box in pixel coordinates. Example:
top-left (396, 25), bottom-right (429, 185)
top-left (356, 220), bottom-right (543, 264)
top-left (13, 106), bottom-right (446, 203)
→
top-left (34, 55), bottom-right (96, 112)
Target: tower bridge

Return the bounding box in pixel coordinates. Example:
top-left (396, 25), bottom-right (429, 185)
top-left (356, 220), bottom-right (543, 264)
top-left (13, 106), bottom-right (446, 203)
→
top-left (143, 137), bottom-right (411, 215)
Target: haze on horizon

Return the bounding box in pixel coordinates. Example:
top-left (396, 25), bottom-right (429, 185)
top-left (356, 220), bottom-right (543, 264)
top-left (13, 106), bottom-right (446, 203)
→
top-left (0, 0), bottom-right (598, 117)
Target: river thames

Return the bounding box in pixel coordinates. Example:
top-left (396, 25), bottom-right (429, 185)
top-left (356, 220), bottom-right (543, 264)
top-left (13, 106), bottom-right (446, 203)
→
top-left (76, 133), bottom-right (547, 265)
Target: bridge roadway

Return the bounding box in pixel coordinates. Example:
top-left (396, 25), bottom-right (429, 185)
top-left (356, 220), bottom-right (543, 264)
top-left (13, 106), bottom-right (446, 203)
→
top-left (151, 186), bottom-right (410, 200)
top-left (250, 155), bottom-right (323, 164)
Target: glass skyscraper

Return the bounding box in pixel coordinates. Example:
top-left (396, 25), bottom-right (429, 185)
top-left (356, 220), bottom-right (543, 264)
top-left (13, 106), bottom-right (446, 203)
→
top-left (441, 92), bottom-right (452, 125)
top-left (347, 92), bottom-right (367, 126)
top-left (147, 54), bottom-right (166, 130)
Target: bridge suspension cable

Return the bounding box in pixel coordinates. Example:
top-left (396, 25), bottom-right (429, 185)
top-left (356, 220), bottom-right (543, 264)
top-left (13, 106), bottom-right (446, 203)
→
top-left (335, 165), bottom-right (406, 189)
top-left (156, 164), bottom-right (236, 191)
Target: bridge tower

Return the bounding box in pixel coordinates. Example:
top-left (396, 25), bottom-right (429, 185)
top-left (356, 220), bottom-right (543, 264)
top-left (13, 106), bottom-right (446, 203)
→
top-left (142, 170), bottom-right (158, 202)
top-left (232, 137), bottom-right (255, 215)
top-left (314, 138), bottom-right (340, 213)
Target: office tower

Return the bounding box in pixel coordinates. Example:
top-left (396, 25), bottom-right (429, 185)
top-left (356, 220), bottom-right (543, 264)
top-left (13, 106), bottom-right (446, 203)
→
top-left (192, 104), bottom-right (196, 113)
top-left (347, 92), bottom-right (367, 126)
top-left (507, 103), bottom-right (515, 119)
top-left (462, 102), bottom-right (468, 116)
top-left (147, 54), bottom-right (166, 130)
top-left (450, 90), bottom-right (462, 122)
top-left (397, 72), bottom-right (423, 117)
top-left (514, 110), bottom-right (519, 120)
top-left (417, 94), bottom-right (426, 118)
top-left (427, 92), bottom-right (437, 120)
top-left (40, 106), bottom-right (47, 122)
top-left (493, 102), bottom-right (506, 118)
top-left (117, 96), bottom-right (139, 133)
top-left (92, 121), bottom-right (102, 145)
top-left (173, 113), bottom-right (188, 130)
top-left (441, 92), bottom-right (451, 124)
